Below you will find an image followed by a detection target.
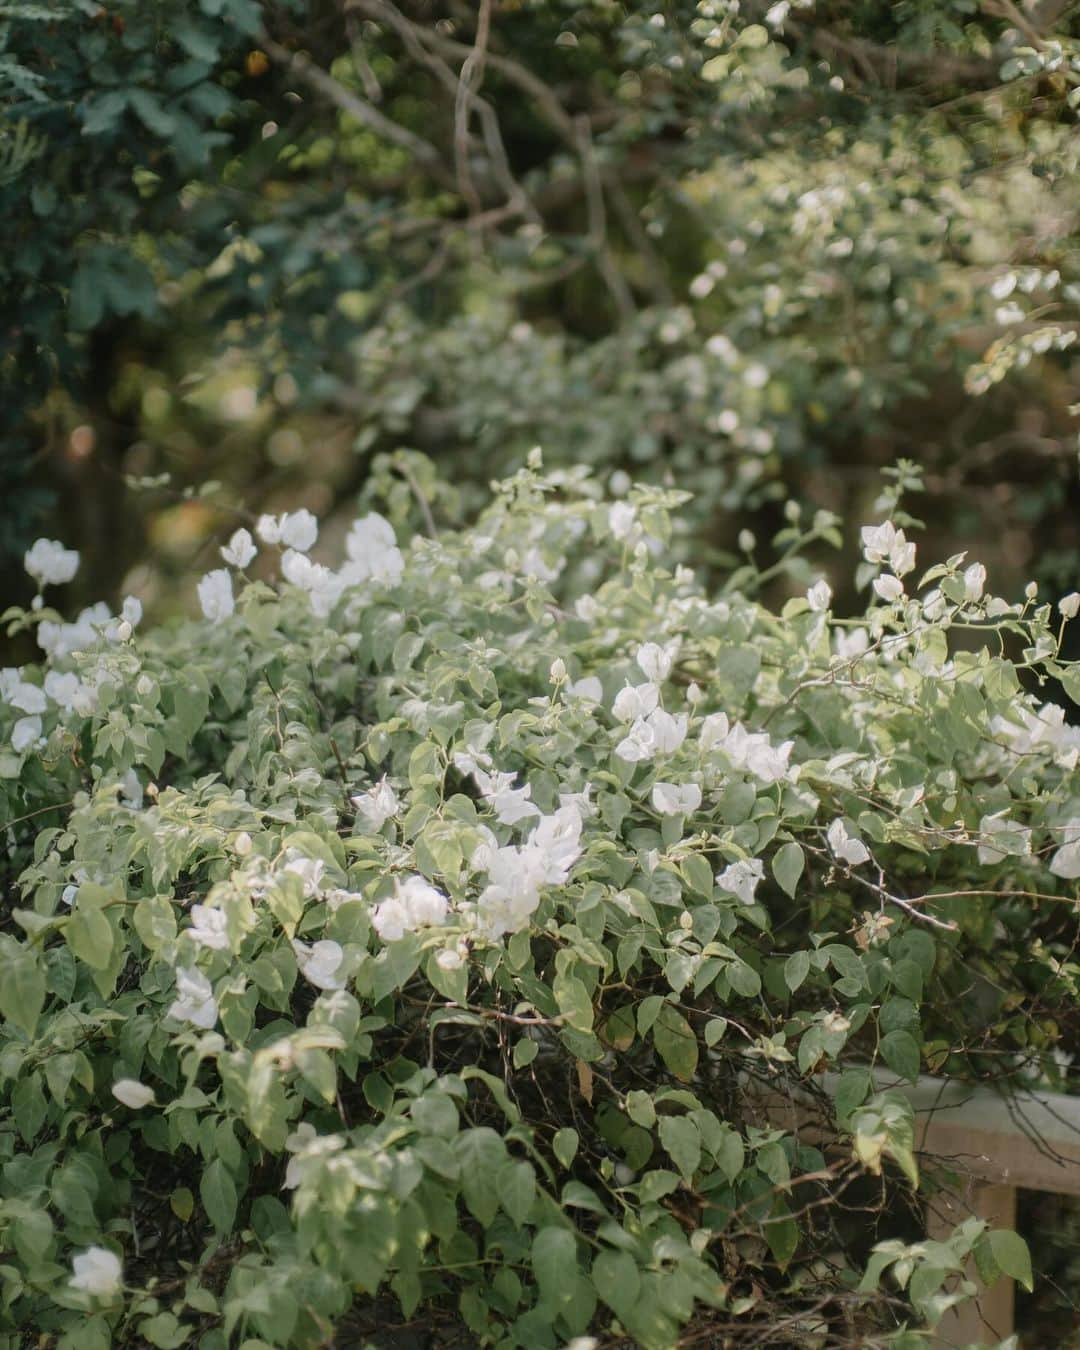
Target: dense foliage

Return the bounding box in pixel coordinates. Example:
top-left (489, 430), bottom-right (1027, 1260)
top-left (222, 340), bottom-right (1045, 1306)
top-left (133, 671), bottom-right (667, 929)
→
top-left (2, 0), bottom-right (1078, 604)
top-left (2, 462), bottom-right (1078, 1346)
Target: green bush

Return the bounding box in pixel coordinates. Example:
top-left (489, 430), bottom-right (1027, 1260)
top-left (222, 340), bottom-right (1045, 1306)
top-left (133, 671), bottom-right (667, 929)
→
top-left (1, 460), bottom-right (1078, 1347)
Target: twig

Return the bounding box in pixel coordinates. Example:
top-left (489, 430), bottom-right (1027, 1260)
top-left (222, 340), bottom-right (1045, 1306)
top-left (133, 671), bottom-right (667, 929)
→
top-left (260, 36), bottom-right (455, 187)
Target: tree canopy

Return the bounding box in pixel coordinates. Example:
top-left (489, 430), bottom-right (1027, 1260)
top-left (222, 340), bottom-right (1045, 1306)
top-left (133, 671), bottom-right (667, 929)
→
top-left (2, 0), bottom-right (1077, 607)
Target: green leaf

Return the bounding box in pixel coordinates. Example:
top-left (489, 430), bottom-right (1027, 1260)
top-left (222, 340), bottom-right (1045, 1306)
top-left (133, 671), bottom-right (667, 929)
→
top-left (880, 1029), bottom-right (921, 1083)
top-left (65, 907), bottom-right (114, 970)
top-left (532, 1227), bottom-right (578, 1307)
top-left (454, 1128), bottom-right (505, 1225)
top-left (554, 971), bottom-right (594, 1032)
top-left (625, 1089), bottom-right (656, 1129)
top-left (498, 1159), bottom-right (536, 1227)
top-left (0, 941), bottom-right (45, 1037)
top-left (658, 1115), bottom-right (701, 1181)
top-left (653, 1007), bottom-right (698, 1082)
top-left (200, 1159), bottom-right (237, 1235)
top-left (988, 1230), bottom-right (1033, 1292)
top-left (764, 1199), bottom-right (798, 1269)
top-left (592, 1249), bottom-right (640, 1321)
top-left (783, 950), bottom-right (810, 994)
top-left (553, 1127), bottom-right (579, 1168)
top-left (772, 842), bottom-right (804, 899)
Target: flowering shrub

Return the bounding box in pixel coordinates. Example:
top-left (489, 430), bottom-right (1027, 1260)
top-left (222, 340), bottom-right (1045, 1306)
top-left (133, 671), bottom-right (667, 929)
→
top-left (1, 460), bottom-right (1078, 1347)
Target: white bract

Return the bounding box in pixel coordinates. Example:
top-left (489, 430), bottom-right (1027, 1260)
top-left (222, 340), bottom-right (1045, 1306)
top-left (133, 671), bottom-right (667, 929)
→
top-left (612, 682), bottom-right (659, 723)
top-left (112, 1079), bottom-right (155, 1109)
top-left (976, 813), bottom-right (1032, 865)
top-left (717, 858), bottom-right (765, 906)
top-left (372, 875), bottom-right (450, 941)
top-left (293, 939), bottom-right (347, 991)
top-left (197, 569), bottom-right (235, 622)
top-left (636, 641), bottom-right (676, 683)
top-left (652, 781), bottom-right (702, 816)
top-left (827, 818), bottom-right (871, 866)
top-left (873, 574), bottom-right (904, 603)
top-left (963, 562), bottom-right (986, 603)
top-left (188, 904), bottom-right (230, 951)
top-left (221, 527), bottom-right (257, 568)
top-left (474, 768), bottom-right (541, 825)
top-left (70, 1247), bottom-right (122, 1299)
top-left (25, 538), bottom-right (79, 587)
top-left (352, 777), bottom-right (399, 830)
top-left (807, 579), bottom-right (832, 612)
top-left (615, 707), bottom-right (688, 762)
top-left (1049, 821), bottom-right (1080, 879)
top-left (167, 967), bottom-right (218, 1028)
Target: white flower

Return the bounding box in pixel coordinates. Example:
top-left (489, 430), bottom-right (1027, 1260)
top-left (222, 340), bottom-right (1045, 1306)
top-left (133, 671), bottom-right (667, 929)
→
top-left (197, 569), bottom-right (235, 622)
top-left (616, 708), bottom-right (688, 762)
top-left (167, 967), bottom-right (218, 1028)
top-left (371, 897), bottom-right (409, 942)
top-left (612, 682), bottom-right (659, 723)
top-left (233, 831), bottom-right (253, 856)
top-left (474, 768), bottom-right (541, 825)
top-left (806, 579), bottom-right (832, 613)
top-left (188, 904), bottom-right (230, 951)
top-left (280, 549), bottom-right (341, 616)
top-left (352, 777), bottom-right (399, 830)
top-left (70, 1246), bottom-right (122, 1299)
top-left (963, 562), bottom-right (986, 603)
top-left (112, 1078), bottom-right (155, 1109)
top-left (373, 874), bottom-right (450, 940)
top-left (575, 595), bottom-right (600, 623)
top-left (566, 675), bottom-right (603, 704)
top-left (1059, 593), bottom-right (1080, 620)
top-left (61, 884), bottom-right (78, 907)
top-left (279, 509), bottom-right (319, 552)
top-left (652, 781), bottom-right (702, 816)
top-left (9, 680), bottom-right (46, 714)
top-left (25, 539), bottom-right (79, 587)
top-left (609, 502), bottom-right (637, 541)
top-left (256, 513), bottom-right (281, 545)
top-left (715, 721), bottom-right (794, 784)
top-left (765, 0), bottom-right (789, 25)
top-left (342, 513), bottom-right (405, 587)
top-left (436, 947), bottom-right (464, 972)
top-left (861, 522), bottom-right (915, 575)
top-left (398, 875), bottom-right (450, 926)
top-left (717, 858), bottom-right (765, 906)
top-left (221, 527), bottom-right (257, 568)
top-left (549, 658), bottom-right (567, 683)
top-left (700, 711), bottom-right (731, 751)
top-left (293, 939), bottom-right (347, 991)
top-left (281, 853), bottom-right (325, 897)
top-left (1048, 820), bottom-right (1080, 879)
top-left (827, 818), bottom-right (871, 866)
top-left (738, 529), bottom-right (755, 553)
top-left (976, 812), bottom-right (1032, 866)
top-left (120, 769), bottom-right (143, 810)
top-left (636, 642), bottom-right (676, 683)
top-left (12, 716), bottom-right (42, 752)
top-left (834, 627), bottom-right (869, 661)
top-left (873, 574), bottom-right (904, 603)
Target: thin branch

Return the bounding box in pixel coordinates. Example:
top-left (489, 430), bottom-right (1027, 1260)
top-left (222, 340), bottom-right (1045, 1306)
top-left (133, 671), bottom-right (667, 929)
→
top-left (260, 35), bottom-right (456, 188)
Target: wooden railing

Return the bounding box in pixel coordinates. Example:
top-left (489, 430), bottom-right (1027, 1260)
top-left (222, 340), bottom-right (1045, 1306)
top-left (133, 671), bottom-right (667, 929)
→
top-left (749, 1070), bottom-right (1080, 1345)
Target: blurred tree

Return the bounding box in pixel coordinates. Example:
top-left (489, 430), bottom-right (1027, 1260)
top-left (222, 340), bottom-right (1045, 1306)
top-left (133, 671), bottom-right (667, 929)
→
top-left (1, 0), bottom-right (1078, 612)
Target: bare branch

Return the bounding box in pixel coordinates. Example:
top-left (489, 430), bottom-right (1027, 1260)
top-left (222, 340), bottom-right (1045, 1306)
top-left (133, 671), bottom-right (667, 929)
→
top-left (260, 35), bottom-right (456, 188)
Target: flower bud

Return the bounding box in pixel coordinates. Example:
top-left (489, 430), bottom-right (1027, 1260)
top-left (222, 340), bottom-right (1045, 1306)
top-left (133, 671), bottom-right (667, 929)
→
top-left (116, 620), bottom-right (132, 642)
top-left (1059, 592), bottom-right (1080, 620)
top-left (738, 529), bottom-right (755, 553)
top-left (233, 831), bottom-right (253, 856)
top-left (549, 658), bottom-right (567, 683)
